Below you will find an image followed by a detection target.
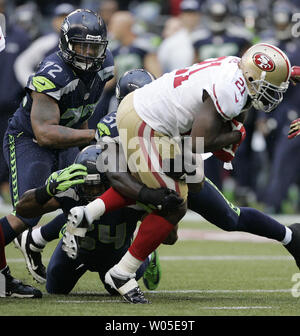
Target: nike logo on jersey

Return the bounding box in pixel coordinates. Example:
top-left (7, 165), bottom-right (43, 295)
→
top-left (32, 76), bottom-right (56, 93)
top-left (36, 80), bottom-right (46, 86)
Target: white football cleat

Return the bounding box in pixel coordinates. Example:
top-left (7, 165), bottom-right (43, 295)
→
top-left (62, 207), bottom-right (89, 259)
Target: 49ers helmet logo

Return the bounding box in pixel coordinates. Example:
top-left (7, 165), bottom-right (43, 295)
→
top-left (253, 53), bottom-right (275, 72)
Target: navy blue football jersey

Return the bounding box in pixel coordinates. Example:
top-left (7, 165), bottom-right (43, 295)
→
top-left (55, 188), bottom-right (143, 259)
top-left (111, 34), bottom-right (159, 80)
top-left (8, 49), bottom-right (114, 137)
top-left (96, 110), bottom-right (119, 140)
top-left (192, 28), bottom-right (251, 60)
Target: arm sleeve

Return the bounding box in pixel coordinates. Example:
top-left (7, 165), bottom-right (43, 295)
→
top-left (208, 82), bottom-right (244, 121)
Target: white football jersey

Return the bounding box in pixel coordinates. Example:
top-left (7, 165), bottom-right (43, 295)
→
top-left (133, 56), bottom-right (249, 137)
top-left (0, 26), bottom-right (5, 52)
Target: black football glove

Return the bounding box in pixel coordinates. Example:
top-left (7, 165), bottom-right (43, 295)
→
top-left (138, 185), bottom-right (184, 211)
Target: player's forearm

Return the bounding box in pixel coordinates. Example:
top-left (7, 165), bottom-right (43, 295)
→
top-left (105, 172), bottom-right (143, 200)
top-left (205, 130), bottom-right (241, 152)
top-left (35, 125), bottom-right (95, 148)
top-left (16, 189), bottom-right (56, 218)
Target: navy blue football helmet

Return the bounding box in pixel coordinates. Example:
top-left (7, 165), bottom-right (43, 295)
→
top-left (59, 9), bottom-right (108, 72)
top-left (115, 69), bottom-right (156, 104)
top-left (74, 145), bottom-right (108, 201)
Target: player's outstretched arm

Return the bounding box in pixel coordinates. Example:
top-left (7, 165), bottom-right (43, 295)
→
top-left (31, 92), bottom-right (96, 148)
top-left (16, 164), bottom-right (87, 217)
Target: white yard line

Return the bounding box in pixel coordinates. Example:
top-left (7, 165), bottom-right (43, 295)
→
top-left (177, 229), bottom-right (276, 243)
top-left (198, 306), bottom-right (273, 310)
top-left (7, 255), bottom-right (293, 263)
top-left (147, 289), bottom-right (291, 293)
top-left (55, 289), bottom-right (291, 295)
top-left (160, 255), bottom-right (292, 260)
top-left (54, 301), bottom-right (273, 310)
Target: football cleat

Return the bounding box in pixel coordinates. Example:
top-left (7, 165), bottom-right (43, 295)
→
top-left (0, 266), bottom-right (42, 298)
top-left (284, 223), bottom-right (300, 269)
top-left (14, 229), bottom-right (46, 284)
top-left (62, 206), bottom-right (89, 259)
top-left (62, 230), bottom-right (80, 260)
top-left (143, 250), bottom-right (161, 290)
top-left (105, 265), bottom-right (149, 304)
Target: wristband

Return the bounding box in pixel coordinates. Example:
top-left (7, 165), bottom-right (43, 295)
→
top-left (35, 186), bottom-right (52, 205)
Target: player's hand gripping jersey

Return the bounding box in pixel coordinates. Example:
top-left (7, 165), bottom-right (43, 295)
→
top-left (133, 56), bottom-right (249, 137)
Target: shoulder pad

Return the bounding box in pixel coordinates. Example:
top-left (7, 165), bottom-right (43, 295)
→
top-left (27, 53), bottom-right (77, 100)
top-left (98, 49), bottom-right (114, 82)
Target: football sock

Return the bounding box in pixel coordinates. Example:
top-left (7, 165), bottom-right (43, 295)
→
top-left (238, 207), bottom-right (288, 242)
top-left (136, 256), bottom-right (150, 281)
top-left (31, 227), bottom-right (48, 247)
top-left (0, 216), bottom-right (17, 245)
top-left (281, 226), bottom-right (292, 245)
top-left (118, 251), bottom-right (143, 275)
top-left (128, 213), bottom-right (174, 261)
top-left (39, 213), bottom-right (66, 244)
top-left (0, 224), bottom-right (7, 270)
top-left (85, 187), bottom-right (135, 223)
top-left (97, 187), bottom-right (135, 212)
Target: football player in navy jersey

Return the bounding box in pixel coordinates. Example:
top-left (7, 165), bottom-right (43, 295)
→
top-left (192, 0), bottom-right (252, 61)
top-left (15, 144), bottom-right (178, 298)
top-left (0, 9), bottom-right (114, 284)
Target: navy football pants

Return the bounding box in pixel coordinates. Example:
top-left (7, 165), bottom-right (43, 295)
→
top-left (3, 130), bottom-right (79, 227)
top-left (46, 240), bottom-right (149, 295)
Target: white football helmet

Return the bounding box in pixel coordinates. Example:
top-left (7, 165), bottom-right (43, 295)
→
top-left (240, 43), bottom-right (291, 112)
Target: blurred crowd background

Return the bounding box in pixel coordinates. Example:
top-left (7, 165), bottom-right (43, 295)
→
top-left (0, 0), bottom-right (300, 214)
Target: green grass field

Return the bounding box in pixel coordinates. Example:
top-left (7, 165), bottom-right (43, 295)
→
top-left (1, 217), bottom-right (300, 317)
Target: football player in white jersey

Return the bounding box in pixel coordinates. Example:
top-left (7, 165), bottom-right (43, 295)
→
top-left (68, 43), bottom-right (292, 303)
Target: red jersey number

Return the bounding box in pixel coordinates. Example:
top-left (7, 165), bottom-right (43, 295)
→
top-left (173, 56), bottom-right (227, 88)
top-left (235, 77), bottom-right (246, 96)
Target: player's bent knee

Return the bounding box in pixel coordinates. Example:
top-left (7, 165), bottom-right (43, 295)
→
top-left (46, 282), bottom-right (71, 295)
